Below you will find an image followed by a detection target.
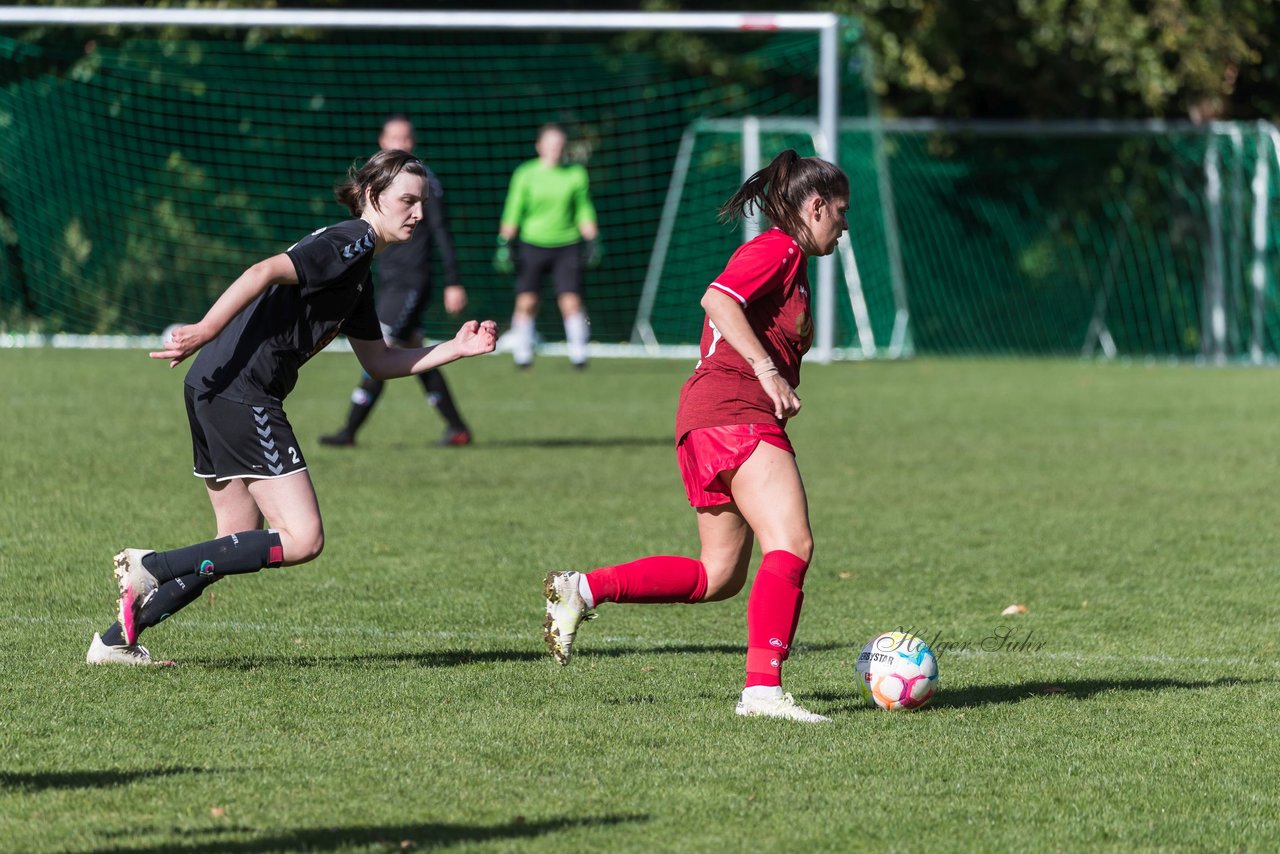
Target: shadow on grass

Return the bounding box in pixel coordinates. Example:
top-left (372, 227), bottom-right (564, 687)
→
top-left (195, 642), bottom-right (853, 670)
top-left (84, 813), bottom-right (648, 853)
top-left (469, 435), bottom-right (672, 450)
top-left (932, 675), bottom-right (1276, 709)
top-left (810, 675), bottom-right (1276, 715)
top-left (0, 766), bottom-right (213, 792)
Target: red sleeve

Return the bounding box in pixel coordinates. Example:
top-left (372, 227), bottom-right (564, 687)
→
top-left (707, 234), bottom-right (801, 305)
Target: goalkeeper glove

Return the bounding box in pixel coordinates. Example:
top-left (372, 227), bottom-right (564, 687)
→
top-left (581, 236), bottom-right (603, 270)
top-left (493, 235), bottom-right (516, 274)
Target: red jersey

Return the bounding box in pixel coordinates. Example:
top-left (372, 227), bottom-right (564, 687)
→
top-left (675, 227), bottom-right (813, 440)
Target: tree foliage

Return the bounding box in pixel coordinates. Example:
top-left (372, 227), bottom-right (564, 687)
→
top-left (837, 0), bottom-right (1278, 120)
top-left (619, 0), bottom-right (1279, 121)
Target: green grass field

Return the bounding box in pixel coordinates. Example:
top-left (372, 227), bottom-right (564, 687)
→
top-left (2, 350), bottom-right (1277, 852)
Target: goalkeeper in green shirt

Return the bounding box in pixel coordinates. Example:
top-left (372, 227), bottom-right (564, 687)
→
top-left (494, 124), bottom-right (599, 369)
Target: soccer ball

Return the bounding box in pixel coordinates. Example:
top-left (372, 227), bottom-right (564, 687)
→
top-left (856, 631), bottom-right (939, 710)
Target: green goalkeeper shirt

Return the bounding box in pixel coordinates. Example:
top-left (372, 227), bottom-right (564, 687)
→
top-left (500, 159), bottom-right (597, 248)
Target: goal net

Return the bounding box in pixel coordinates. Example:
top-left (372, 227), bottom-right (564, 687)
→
top-left (871, 119), bottom-right (1280, 360)
top-left (0, 9), bottom-right (876, 359)
top-left (9, 11), bottom-right (1268, 361)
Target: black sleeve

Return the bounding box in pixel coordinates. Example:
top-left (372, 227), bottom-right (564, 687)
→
top-left (286, 242), bottom-right (328, 294)
top-left (288, 224), bottom-right (377, 297)
top-left (423, 170), bottom-right (460, 284)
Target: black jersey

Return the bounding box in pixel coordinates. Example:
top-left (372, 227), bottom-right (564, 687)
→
top-left (185, 219), bottom-right (383, 406)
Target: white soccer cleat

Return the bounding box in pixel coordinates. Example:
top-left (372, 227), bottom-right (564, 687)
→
top-left (542, 570), bottom-right (594, 666)
top-left (85, 632), bottom-right (174, 666)
top-left (735, 691), bottom-right (832, 724)
top-left (113, 548), bottom-right (159, 645)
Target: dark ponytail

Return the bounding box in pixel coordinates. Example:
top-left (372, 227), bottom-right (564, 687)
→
top-left (718, 149), bottom-right (849, 239)
top-left (335, 149), bottom-right (427, 216)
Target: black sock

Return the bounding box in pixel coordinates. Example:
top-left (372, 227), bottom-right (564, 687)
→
top-left (419, 369), bottom-right (467, 433)
top-left (141, 529), bottom-right (284, 583)
top-left (100, 573), bottom-right (220, 645)
top-left (342, 374), bottom-right (385, 437)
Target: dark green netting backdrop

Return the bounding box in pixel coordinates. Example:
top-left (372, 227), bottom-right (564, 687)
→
top-left (3, 25), bottom-right (1278, 359)
top-left (649, 121), bottom-right (1280, 359)
top-left (0, 28), bottom-right (855, 346)
top-left (871, 126), bottom-right (1280, 358)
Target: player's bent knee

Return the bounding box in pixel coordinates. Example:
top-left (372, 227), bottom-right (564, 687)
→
top-left (702, 565), bottom-right (747, 602)
top-left (703, 576), bottom-right (746, 602)
top-left (305, 533), bottom-right (325, 562)
top-left (763, 534), bottom-right (813, 564)
top-left (283, 530), bottom-right (324, 564)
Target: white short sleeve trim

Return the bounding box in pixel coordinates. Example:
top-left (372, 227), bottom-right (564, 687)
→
top-left (708, 281), bottom-right (747, 305)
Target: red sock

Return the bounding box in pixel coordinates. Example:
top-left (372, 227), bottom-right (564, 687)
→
top-left (744, 550), bottom-right (809, 689)
top-left (584, 556), bottom-right (707, 605)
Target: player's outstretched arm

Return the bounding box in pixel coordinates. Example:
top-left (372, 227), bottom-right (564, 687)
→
top-left (700, 288), bottom-right (801, 420)
top-left (150, 253), bottom-right (298, 368)
top-left (351, 319), bottom-right (497, 380)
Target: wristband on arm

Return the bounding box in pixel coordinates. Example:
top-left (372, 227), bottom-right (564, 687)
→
top-left (753, 356), bottom-right (779, 380)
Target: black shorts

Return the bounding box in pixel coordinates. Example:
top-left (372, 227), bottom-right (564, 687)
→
top-left (515, 242), bottom-right (582, 297)
top-left (376, 283), bottom-right (433, 343)
top-left (184, 385), bottom-right (308, 482)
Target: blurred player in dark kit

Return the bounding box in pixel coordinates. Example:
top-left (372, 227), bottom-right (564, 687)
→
top-left (322, 114), bottom-right (474, 448)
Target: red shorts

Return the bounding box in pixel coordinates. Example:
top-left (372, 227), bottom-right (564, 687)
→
top-left (676, 423), bottom-right (794, 508)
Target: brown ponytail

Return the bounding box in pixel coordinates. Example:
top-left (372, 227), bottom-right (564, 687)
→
top-left (718, 149), bottom-right (849, 239)
top-left (335, 149), bottom-right (427, 216)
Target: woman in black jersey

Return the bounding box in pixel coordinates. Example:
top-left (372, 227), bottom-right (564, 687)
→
top-left (86, 149), bottom-right (497, 666)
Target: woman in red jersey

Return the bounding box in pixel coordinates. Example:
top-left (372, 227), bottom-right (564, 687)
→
top-left (542, 150), bottom-right (848, 723)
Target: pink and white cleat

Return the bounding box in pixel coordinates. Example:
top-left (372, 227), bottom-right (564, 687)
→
top-left (113, 549), bottom-right (159, 645)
